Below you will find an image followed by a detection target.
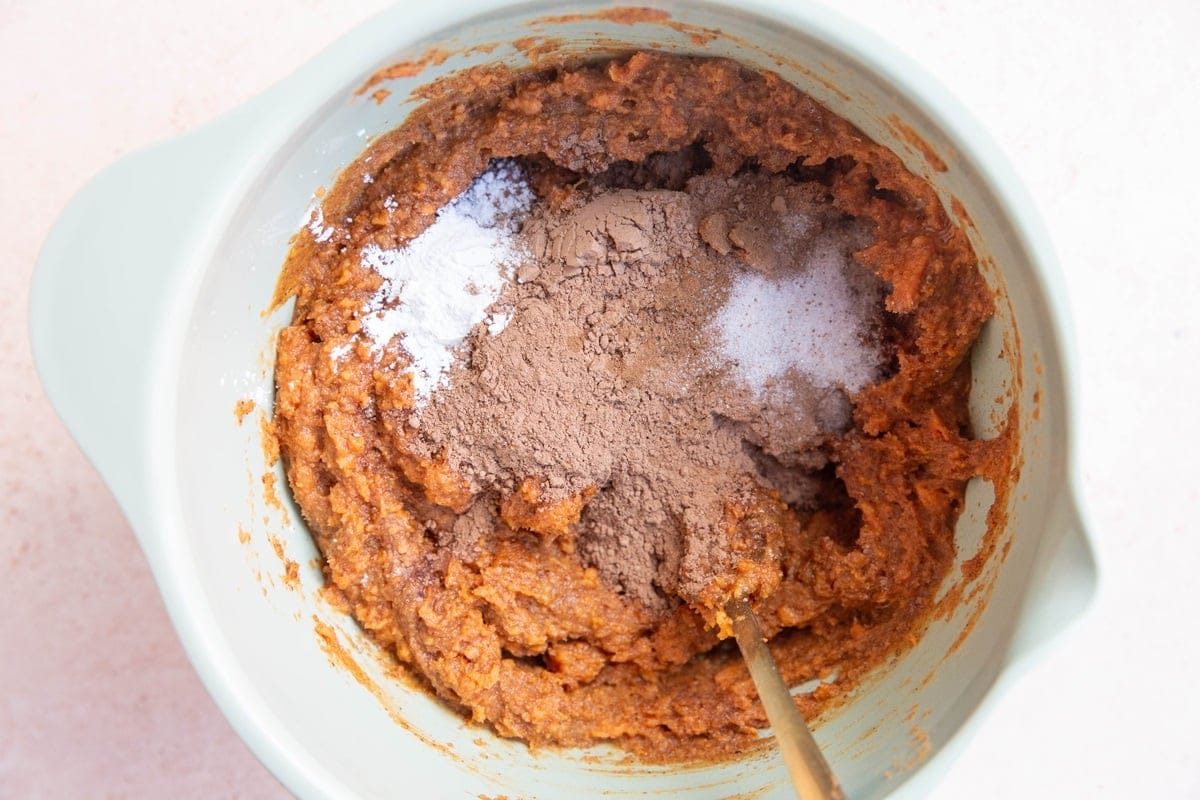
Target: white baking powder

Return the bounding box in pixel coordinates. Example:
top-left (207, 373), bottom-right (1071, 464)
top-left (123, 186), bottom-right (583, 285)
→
top-left (713, 237), bottom-right (884, 394)
top-left (358, 161), bottom-right (533, 404)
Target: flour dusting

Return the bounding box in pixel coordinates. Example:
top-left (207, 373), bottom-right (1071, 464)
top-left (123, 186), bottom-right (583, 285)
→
top-left (356, 161), bottom-right (533, 404)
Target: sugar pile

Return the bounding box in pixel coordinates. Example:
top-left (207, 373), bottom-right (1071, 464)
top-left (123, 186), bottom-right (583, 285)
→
top-left (357, 161), bottom-right (533, 404)
top-left (713, 236), bottom-right (884, 394)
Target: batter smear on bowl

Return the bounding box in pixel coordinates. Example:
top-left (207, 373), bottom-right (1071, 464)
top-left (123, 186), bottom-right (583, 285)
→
top-left (273, 52), bottom-right (1014, 760)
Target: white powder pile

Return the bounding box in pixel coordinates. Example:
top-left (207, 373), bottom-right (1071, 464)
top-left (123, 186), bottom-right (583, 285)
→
top-left (357, 161), bottom-right (533, 403)
top-left (713, 238), bottom-right (884, 394)
top-left (305, 204), bottom-right (336, 243)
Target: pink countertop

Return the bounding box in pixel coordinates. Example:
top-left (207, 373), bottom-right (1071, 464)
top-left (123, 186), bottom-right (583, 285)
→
top-left (3, 1), bottom-right (1197, 798)
top-left (0, 2), bottom-right (388, 796)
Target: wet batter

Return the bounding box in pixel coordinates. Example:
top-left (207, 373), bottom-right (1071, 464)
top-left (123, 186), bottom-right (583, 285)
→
top-left (272, 52), bottom-right (1012, 760)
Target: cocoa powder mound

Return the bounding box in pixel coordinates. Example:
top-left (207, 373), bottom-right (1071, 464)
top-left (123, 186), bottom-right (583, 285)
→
top-left (411, 165), bottom-right (884, 612)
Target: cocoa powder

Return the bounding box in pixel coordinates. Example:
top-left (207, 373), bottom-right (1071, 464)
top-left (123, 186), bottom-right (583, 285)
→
top-left (408, 163), bottom-right (884, 612)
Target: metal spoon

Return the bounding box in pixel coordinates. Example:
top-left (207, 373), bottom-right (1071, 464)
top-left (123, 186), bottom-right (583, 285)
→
top-left (725, 597), bottom-right (847, 800)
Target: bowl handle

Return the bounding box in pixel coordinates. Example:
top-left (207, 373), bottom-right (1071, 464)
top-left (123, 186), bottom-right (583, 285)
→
top-left (1005, 492), bottom-right (1098, 663)
top-left (30, 127), bottom-right (250, 554)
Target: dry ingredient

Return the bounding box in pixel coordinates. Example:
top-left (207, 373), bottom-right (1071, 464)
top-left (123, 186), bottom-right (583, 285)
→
top-left (272, 52), bottom-right (1014, 761)
top-left (712, 241), bottom-right (885, 397)
top-left (407, 168), bottom-right (884, 615)
top-left (353, 160), bottom-right (533, 402)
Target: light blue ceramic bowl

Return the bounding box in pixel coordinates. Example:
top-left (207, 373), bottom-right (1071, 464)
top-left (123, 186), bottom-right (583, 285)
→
top-left (31, 2), bottom-right (1096, 797)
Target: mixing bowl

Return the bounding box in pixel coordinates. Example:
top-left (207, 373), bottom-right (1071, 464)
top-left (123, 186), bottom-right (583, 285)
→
top-left (31, 1), bottom-right (1097, 797)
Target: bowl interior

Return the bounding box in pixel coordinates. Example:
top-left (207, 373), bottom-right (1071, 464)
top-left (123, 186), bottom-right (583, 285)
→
top-left (171, 3), bottom-right (1063, 797)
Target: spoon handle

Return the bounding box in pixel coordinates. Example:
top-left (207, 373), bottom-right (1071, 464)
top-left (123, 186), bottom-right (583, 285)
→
top-left (726, 597), bottom-right (847, 800)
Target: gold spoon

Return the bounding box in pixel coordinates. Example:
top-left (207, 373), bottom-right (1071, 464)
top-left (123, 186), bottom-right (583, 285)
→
top-left (725, 597), bottom-right (847, 800)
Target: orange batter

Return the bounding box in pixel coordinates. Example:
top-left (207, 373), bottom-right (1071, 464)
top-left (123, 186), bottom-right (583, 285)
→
top-left (272, 52), bottom-right (1013, 761)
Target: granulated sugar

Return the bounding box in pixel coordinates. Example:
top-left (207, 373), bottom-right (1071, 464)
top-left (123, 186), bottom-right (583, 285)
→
top-left (713, 238), bottom-right (884, 394)
top-left (358, 161), bottom-right (533, 403)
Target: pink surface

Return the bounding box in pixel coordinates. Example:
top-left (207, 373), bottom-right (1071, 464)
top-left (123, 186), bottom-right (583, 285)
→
top-left (0, 2), bottom-right (387, 796)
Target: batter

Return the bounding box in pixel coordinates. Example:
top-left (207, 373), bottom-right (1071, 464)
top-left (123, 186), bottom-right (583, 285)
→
top-left (273, 52), bottom-right (1011, 760)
